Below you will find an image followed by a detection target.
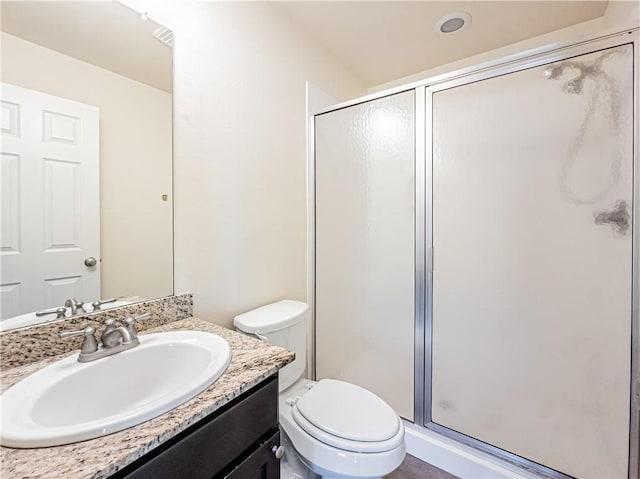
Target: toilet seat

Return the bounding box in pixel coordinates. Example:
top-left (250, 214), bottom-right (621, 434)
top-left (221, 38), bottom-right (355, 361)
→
top-left (291, 379), bottom-right (403, 453)
top-left (280, 378), bottom-right (406, 478)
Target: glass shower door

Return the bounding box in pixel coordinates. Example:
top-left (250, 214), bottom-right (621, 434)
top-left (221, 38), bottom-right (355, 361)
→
top-left (315, 91), bottom-right (415, 420)
top-left (430, 44), bottom-right (634, 478)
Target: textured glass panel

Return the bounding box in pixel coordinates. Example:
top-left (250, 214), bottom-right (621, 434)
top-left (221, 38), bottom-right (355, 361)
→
top-left (315, 91), bottom-right (415, 420)
top-left (431, 44), bottom-right (633, 478)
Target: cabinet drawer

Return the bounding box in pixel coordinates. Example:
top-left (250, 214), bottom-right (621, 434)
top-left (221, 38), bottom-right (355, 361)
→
top-left (112, 375), bottom-right (278, 479)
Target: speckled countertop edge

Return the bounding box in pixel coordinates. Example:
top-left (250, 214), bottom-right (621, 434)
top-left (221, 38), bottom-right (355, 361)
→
top-left (0, 317), bottom-right (295, 479)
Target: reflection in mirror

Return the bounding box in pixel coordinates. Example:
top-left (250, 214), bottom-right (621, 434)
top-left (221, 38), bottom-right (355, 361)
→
top-left (0, 1), bottom-right (173, 330)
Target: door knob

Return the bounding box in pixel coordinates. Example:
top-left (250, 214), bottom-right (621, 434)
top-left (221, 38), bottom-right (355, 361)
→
top-left (272, 445), bottom-right (284, 459)
top-left (84, 257), bottom-right (97, 267)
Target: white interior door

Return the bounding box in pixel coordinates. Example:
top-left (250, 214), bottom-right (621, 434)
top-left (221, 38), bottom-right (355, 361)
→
top-left (1, 83), bottom-right (100, 319)
top-left (430, 44), bottom-right (633, 478)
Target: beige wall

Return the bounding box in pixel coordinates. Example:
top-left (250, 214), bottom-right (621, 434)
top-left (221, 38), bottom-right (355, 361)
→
top-left (1, 32), bottom-right (173, 301)
top-left (111, 1), bottom-right (635, 332)
top-left (121, 1), bottom-right (366, 328)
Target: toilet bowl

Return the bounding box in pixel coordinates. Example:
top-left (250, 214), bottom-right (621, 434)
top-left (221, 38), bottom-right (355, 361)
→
top-left (234, 300), bottom-right (406, 479)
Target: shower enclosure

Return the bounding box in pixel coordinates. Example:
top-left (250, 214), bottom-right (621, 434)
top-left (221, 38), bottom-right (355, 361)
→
top-left (313, 33), bottom-right (638, 479)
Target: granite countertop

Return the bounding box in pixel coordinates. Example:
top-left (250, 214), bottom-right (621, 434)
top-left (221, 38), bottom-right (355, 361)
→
top-left (0, 317), bottom-right (294, 479)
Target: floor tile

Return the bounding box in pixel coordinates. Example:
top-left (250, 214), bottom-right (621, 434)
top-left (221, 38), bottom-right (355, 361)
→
top-left (385, 454), bottom-right (459, 479)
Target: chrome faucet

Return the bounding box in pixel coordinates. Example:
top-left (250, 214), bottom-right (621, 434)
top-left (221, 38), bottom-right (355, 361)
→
top-left (60, 312), bottom-right (151, 362)
top-left (64, 298), bottom-right (87, 315)
top-left (39, 297), bottom-right (116, 319)
top-left (101, 318), bottom-right (134, 347)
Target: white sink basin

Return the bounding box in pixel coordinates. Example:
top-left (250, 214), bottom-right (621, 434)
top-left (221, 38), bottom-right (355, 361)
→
top-left (0, 331), bottom-right (232, 448)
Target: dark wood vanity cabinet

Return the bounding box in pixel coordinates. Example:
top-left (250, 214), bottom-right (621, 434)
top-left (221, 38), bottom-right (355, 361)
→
top-left (225, 430), bottom-right (280, 479)
top-left (111, 374), bottom-right (280, 479)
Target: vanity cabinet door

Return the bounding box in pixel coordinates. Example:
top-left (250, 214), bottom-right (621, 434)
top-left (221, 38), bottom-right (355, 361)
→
top-left (111, 375), bottom-right (278, 479)
top-left (224, 431), bottom-right (280, 479)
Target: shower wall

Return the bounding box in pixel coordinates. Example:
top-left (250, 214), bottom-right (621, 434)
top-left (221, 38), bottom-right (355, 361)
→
top-left (430, 44), bottom-right (633, 478)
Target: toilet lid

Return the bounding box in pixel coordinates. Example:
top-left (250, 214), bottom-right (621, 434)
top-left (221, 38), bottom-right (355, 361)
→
top-left (293, 379), bottom-right (400, 446)
top-left (233, 300), bottom-right (308, 333)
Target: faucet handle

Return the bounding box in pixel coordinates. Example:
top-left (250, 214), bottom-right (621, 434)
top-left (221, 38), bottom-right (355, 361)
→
top-left (127, 313), bottom-right (152, 324)
top-left (36, 307), bottom-right (67, 319)
top-left (60, 326), bottom-right (98, 354)
top-left (124, 313), bottom-right (152, 339)
top-left (91, 298), bottom-right (116, 311)
top-left (60, 325), bottom-right (95, 339)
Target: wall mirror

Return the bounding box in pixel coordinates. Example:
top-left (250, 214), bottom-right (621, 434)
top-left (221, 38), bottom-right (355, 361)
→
top-left (0, 1), bottom-right (173, 330)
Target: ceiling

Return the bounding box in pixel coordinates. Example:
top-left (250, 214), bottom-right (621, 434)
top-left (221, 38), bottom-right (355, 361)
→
top-left (273, 1), bottom-right (609, 87)
top-left (0, 1), bottom-right (172, 93)
top-left (1, 1), bottom-right (610, 93)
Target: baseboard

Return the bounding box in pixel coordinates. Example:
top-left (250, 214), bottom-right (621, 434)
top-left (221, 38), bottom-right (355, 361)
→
top-left (403, 421), bottom-right (543, 479)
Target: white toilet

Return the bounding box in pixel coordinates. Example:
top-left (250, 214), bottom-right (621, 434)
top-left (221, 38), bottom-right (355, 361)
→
top-left (234, 300), bottom-right (406, 479)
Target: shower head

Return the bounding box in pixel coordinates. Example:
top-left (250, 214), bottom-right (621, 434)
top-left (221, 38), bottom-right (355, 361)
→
top-left (544, 61), bottom-right (595, 95)
top-left (543, 63), bottom-right (565, 80)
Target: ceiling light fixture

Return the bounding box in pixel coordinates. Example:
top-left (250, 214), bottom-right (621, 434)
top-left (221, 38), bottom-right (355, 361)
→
top-left (435, 12), bottom-right (471, 34)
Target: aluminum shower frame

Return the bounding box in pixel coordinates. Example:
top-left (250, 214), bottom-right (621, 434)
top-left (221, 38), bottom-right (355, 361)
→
top-left (310, 27), bottom-right (639, 479)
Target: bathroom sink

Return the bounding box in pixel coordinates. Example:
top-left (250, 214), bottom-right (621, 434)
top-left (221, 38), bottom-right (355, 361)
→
top-left (0, 331), bottom-right (232, 448)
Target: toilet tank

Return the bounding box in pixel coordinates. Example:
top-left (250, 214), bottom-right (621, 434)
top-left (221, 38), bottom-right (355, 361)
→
top-left (233, 300), bottom-right (308, 391)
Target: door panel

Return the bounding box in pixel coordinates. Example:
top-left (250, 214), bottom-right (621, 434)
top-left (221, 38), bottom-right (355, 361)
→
top-left (431, 44), bottom-right (633, 478)
top-left (1, 152), bottom-right (20, 253)
top-left (43, 158), bottom-right (81, 250)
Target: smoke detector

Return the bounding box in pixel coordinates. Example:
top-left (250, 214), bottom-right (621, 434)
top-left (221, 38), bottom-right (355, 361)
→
top-left (435, 12), bottom-right (471, 34)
